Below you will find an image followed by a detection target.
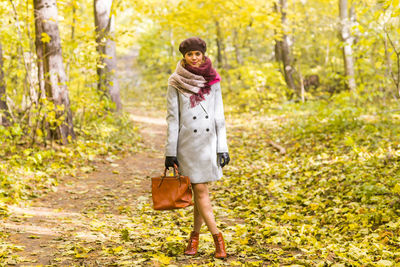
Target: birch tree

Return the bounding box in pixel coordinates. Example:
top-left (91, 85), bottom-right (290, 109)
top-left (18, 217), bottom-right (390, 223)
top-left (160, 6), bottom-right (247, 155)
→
top-left (33, 0), bottom-right (75, 144)
top-left (339, 0), bottom-right (356, 92)
top-left (94, 0), bottom-right (122, 111)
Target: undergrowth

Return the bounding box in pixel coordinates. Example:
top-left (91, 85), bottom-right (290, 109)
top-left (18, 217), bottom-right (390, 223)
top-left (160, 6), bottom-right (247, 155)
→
top-left (0, 110), bottom-right (141, 209)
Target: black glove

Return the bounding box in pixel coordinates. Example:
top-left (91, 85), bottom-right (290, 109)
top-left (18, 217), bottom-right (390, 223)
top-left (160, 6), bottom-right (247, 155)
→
top-left (165, 156), bottom-right (179, 169)
top-left (217, 152), bottom-right (230, 168)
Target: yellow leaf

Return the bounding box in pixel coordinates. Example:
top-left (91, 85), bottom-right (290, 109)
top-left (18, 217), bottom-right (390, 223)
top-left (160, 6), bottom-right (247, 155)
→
top-left (36, 128), bottom-right (43, 137)
top-left (152, 253), bottom-right (171, 265)
top-left (113, 246), bottom-right (123, 253)
top-left (41, 32), bottom-right (51, 43)
top-left (393, 183), bottom-right (400, 194)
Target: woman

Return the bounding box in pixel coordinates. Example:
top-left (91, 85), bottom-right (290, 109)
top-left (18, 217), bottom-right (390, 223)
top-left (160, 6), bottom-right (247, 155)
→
top-left (164, 37), bottom-right (230, 259)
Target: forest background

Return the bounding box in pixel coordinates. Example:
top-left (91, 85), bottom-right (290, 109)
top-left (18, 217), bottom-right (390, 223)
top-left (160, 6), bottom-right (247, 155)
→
top-left (1, 0), bottom-right (400, 265)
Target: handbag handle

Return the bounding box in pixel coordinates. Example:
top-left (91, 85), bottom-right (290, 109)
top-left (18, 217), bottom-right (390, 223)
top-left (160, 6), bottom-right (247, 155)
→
top-left (159, 164), bottom-right (182, 188)
top-left (163, 163), bottom-right (180, 178)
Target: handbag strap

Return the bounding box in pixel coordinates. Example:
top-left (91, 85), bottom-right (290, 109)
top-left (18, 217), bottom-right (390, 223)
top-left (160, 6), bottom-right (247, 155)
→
top-left (159, 164), bottom-right (182, 188)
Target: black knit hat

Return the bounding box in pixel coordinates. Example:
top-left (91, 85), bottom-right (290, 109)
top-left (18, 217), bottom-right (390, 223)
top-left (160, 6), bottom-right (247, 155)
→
top-left (179, 37), bottom-right (207, 56)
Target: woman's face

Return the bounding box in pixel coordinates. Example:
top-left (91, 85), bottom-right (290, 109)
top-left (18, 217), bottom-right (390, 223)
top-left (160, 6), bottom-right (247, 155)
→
top-left (184, 51), bottom-right (204, 67)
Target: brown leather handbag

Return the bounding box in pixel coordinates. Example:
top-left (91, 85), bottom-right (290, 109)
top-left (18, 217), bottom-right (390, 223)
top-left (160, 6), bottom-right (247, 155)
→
top-left (151, 164), bottom-right (194, 210)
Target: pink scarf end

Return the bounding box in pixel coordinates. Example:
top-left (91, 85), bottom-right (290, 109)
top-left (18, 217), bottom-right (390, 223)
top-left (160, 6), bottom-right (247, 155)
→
top-left (209, 72), bottom-right (221, 86)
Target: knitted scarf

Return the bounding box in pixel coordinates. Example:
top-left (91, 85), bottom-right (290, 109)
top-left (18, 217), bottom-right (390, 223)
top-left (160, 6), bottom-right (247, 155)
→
top-left (168, 57), bottom-right (220, 107)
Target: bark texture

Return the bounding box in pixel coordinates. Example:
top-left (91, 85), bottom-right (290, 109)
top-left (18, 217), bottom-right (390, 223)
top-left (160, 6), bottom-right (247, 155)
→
top-left (339, 0), bottom-right (356, 91)
top-left (275, 0), bottom-right (296, 94)
top-left (33, 0), bottom-right (75, 143)
top-left (0, 42), bottom-right (9, 125)
top-left (94, 0), bottom-right (122, 111)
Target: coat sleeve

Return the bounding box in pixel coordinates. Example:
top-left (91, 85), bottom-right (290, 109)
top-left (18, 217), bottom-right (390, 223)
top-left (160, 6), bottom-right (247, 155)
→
top-left (165, 85), bottom-right (180, 157)
top-left (214, 83), bottom-right (229, 153)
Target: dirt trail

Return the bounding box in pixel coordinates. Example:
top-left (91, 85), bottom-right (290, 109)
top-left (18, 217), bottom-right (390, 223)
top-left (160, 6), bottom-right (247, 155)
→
top-left (1, 108), bottom-right (168, 266)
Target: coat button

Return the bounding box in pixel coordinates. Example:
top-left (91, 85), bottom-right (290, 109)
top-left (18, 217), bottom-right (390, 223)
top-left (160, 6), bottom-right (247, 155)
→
top-left (206, 128), bottom-right (209, 132)
top-left (205, 115), bottom-right (209, 119)
top-left (193, 116), bottom-right (197, 120)
top-left (194, 129), bottom-right (197, 133)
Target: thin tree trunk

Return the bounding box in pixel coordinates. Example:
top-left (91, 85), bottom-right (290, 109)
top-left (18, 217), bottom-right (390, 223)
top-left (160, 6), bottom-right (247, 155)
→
top-left (325, 43), bottom-right (330, 67)
top-left (384, 34), bottom-right (393, 80)
top-left (71, 1), bottom-right (76, 40)
top-left (339, 0), bottom-right (356, 92)
top-left (34, 1), bottom-right (45, 99)
top-left (10, 0), bottom-right (39, 105)
top-left (169, 30), bottom-right (176, 74)
top-left (66, 0), bottom-right (76, 80)
top-left (275, 0), bottom-right (297, 94)
top-left (0, 42), bottom-right (9, 126)
top-left (274, 40), bottom-right (282, 63)
top-left (298, 63), bottom-right (305, 103)
top-left (233, 29), bottom-right (243, 65)
top-left (94, 0), bottom-right (122, 111)
top-left (215, 20), bottom-right (223, 69)
top-left (169, 28), bottom-right (176, 62)
top-left (385, 30), bottom-right (400, 96)
top-left (33, 0), bottom-right (75, 144)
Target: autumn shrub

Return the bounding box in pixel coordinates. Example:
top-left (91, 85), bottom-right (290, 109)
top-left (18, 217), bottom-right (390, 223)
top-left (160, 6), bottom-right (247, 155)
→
top-left (224, 62), bottom-right (287, 113)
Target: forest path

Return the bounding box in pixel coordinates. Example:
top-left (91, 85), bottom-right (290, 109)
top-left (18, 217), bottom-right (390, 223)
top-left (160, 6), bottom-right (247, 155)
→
top-left (1, 106), bottom-right (171, 266)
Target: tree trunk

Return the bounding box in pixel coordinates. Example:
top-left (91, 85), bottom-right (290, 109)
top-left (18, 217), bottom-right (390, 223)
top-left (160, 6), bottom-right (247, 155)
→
top-left (339, 0), bottom-right (356, 92)
top-left (384, 31), bottom-right (400, 96)
top-left (274, 41), bottom-right (282, 63)
top-left (66, 0), bottom-right (76, 80)
top-left (233, 29), bottom-right (243, 65)
top-left (275, 0), bottom-right (297, 94)
top-left (94, 0), bottom-right (122, 111)
top-left (0, 42), bottom-right (9, 126)
top-left (384, 35), bottom-right (392, 78)
top-left (215, 20), bottom-right (224, 69)
top-left (34, 1), bottom-right (46, 99)
top-left (298, 63), bottom-right (305, 103)
top-left (33, 0), bottom-right (75, 144)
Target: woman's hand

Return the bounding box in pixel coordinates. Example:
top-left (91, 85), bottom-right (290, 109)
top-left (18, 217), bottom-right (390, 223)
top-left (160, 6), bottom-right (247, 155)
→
top-left (217, 153), bottom-right (230, 168)
top-left (165, 156), bottom-right (179, 169)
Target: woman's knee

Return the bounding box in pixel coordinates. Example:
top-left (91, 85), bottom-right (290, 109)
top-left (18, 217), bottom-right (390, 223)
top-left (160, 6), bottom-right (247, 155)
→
top-left (192, 183), bottom-right (209, 198)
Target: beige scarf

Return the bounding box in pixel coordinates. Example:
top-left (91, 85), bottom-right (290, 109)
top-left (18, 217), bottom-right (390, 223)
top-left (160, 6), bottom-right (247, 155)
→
top-left (168, 60), bottom-right (207, 98)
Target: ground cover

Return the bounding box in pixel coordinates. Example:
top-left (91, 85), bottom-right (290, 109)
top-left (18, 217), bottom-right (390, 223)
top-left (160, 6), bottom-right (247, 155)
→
top-left (1, 96), bottom-right (400, 266)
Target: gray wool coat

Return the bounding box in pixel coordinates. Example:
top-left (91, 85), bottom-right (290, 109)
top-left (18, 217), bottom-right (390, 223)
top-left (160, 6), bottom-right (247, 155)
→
top-left (165, 82), bottom-right (229, 184)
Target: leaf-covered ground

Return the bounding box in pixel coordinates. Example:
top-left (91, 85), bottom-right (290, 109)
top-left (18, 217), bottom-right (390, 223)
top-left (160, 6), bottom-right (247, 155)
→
top-left (1, 99), bottom-right (400, 266)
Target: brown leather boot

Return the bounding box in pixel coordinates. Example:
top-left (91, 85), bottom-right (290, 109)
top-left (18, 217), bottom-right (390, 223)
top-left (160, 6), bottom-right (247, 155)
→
top-left (212, 232), bottom-right (227, 259)
top-left (184, 231), bottom-right (199, 255)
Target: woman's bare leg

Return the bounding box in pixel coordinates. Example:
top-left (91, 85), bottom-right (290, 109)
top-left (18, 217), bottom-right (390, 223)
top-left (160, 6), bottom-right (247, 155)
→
top-left (192, 183), bottom-right (219, 235)
top-left (193, 202), bottom-right (204, 233)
